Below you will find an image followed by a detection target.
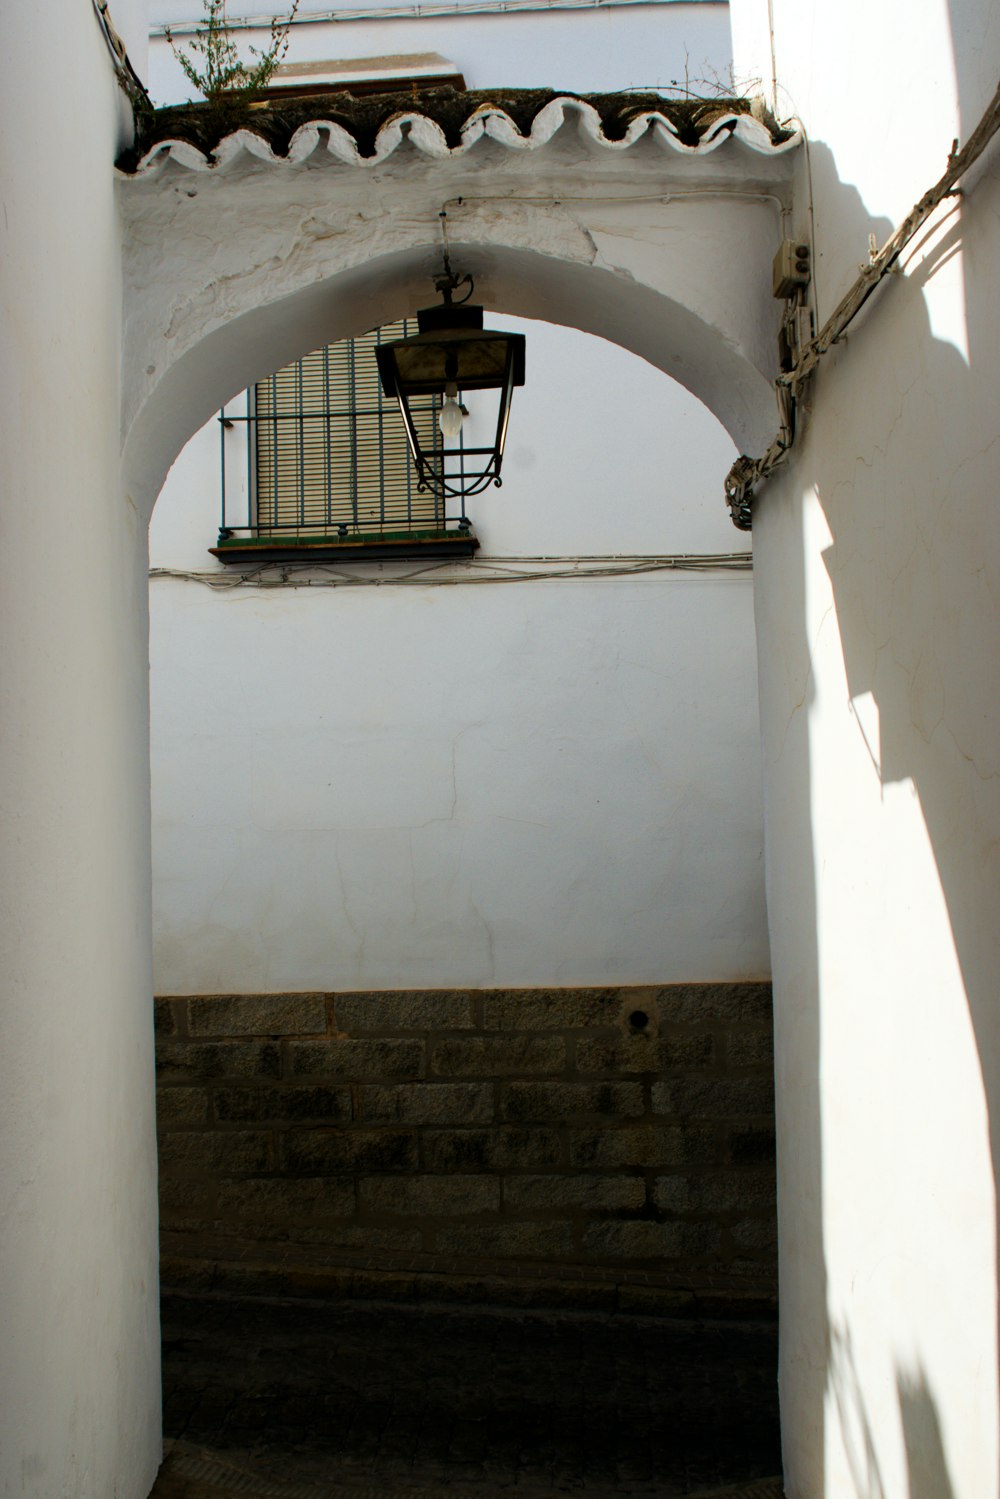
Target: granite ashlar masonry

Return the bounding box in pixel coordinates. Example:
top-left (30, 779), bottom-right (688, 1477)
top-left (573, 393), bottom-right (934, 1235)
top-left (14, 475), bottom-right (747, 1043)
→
top-left (156, 986), bottom-right (776, 1314)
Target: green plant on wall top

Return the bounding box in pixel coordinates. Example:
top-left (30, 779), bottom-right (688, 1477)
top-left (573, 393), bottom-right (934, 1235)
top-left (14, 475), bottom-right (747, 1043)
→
top-left (165, 0), bottom-right (301, 122)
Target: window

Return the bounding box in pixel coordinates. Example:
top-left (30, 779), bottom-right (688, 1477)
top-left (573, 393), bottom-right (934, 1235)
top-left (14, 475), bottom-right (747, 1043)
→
top-left (212, 320), bottom-right (478, 563)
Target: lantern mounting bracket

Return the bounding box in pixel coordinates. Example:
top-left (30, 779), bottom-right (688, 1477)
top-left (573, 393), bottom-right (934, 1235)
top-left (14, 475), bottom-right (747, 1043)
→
top-left (434, 207), bottom-right (475, 305)
top-left (432, 266), bottom-right (475, 305)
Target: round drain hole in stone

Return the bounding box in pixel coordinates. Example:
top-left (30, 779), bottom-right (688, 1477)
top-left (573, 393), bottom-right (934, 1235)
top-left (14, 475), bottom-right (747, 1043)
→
top-left (628, 1009), bottom-right (650, 1031)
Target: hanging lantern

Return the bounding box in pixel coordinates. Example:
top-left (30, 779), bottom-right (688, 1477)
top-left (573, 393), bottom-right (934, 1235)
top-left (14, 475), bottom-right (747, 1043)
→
top-left (375, 269), bottom-right (525, 502)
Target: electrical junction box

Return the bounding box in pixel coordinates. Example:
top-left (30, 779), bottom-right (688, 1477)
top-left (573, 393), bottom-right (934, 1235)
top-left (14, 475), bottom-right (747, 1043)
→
top-left (773, 239), bottom-right (811, 298)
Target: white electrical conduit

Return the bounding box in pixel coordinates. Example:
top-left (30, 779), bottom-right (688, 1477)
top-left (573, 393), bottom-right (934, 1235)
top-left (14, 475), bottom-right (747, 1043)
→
top-left (440, 189), bottom-right (790, 234)
top-left (150, 0), bottom-right (725, 35)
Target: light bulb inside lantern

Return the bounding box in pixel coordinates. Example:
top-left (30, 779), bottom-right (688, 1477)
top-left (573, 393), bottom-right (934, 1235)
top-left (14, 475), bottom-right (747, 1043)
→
top-left (439, 386), bottom-right (466, 440)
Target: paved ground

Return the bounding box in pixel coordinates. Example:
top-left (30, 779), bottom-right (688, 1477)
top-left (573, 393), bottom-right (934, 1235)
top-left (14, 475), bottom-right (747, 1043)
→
top-left (152, 1291), bottom-right (782, 1498)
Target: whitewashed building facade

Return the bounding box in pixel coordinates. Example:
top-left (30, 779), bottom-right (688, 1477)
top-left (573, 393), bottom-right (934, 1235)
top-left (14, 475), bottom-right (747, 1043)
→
top-left (0, 1), bottom-right (998, 1496)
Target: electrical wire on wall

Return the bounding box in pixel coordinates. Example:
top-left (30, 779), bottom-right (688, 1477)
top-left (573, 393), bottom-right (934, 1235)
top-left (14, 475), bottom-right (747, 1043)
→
top-left (726, 75), bottom-right (1000, 530)
top-left (92, 0), bottom-right (154, 118)
top-left (149, 552), bottom-right (753, 590)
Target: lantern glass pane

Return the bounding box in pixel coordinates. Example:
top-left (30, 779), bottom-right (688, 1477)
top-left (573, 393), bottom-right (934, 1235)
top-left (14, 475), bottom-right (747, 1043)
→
top-left (391, 333), bottom-right (513, 392)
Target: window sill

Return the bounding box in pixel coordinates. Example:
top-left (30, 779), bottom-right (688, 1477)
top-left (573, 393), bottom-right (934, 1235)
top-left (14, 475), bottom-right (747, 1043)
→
top-left (209, 528), bottom-right (479, 566)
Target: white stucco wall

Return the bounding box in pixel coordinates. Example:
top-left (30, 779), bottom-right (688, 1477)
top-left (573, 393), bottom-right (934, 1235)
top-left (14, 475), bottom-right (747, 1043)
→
top-left (16, 0), bottom-right (1000, 1493)
top-left (733, 1), bottom-right (1000, 1495)
top-left (0, 4), bottom-right (161, 1497)
top-left (149, 318), bottom-right (770, 992)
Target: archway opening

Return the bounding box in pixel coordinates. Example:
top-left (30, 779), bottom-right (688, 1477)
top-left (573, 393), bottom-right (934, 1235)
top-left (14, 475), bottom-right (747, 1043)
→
top-left (148, 297), bottom-right (781, 1494)
top-left (125, 236), bottom-right (781, 529)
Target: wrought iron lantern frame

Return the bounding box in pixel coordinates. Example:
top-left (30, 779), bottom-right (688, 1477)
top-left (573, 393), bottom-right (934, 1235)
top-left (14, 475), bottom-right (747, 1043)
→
top-left (375, 268), bottom-right (525, 502)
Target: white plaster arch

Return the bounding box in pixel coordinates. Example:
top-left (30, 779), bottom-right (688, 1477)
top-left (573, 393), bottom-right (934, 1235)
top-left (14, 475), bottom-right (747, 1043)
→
top-left (120, 128), bottom-right (797, 519)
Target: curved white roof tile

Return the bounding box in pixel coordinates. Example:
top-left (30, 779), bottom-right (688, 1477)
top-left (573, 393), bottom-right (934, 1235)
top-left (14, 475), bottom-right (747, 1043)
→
top-left (119, 96), bottom-right (801, 179)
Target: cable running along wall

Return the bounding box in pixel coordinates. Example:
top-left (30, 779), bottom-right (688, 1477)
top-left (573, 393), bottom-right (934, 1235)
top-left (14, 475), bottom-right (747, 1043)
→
top-left (726, 76), bottom-right (1000, 530)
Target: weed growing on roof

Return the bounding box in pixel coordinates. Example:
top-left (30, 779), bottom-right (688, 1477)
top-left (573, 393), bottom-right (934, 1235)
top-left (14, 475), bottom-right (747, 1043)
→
top-left (165, 0), bottom-right (301, 124)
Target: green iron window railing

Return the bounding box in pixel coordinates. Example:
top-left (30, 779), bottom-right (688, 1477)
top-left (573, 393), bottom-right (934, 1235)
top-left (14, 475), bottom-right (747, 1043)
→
top-left (216, 321), bottom-right (473, 549)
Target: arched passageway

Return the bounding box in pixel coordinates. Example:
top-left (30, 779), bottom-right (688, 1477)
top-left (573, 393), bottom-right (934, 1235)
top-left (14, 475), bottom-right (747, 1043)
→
top-left (131, 96), bottom-right (795, 1497)
top-left (6, 1), bottom-right (999, 1491)
top-left (119, 96), bottom-right (798, 516)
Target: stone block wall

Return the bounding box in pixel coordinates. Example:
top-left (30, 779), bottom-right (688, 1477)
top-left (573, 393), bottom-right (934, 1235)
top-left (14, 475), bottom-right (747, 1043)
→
top-left (156, 986), bottom-right (776, 1314)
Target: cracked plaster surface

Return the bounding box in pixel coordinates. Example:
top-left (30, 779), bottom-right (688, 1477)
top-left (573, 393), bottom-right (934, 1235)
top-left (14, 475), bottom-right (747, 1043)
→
top-left (120, 132), bottom-right (792, 513)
